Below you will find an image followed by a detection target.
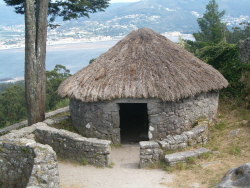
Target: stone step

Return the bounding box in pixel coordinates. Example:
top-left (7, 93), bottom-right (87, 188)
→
top-left (165, 147), bottom-right (210, 166)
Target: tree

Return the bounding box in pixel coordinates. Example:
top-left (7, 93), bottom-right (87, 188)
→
top-left (0, 85), bottom-right (26, 127)
top-left (46, 64), bottom-right (71, 110)
top-left (193, 0), bottom-right (226, 44)
top-left (226, 22), bottom-right (250, 44)
top-left (0, 65), bottom-right (72, 128)
top-left (4, 0), bottom-right (110, 125)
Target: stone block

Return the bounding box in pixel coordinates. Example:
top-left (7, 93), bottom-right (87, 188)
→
top-left (153, 148), bottom-right (163, 155)
top-left (170, 144), bottom-right (179, 150)
top-left (158, 141), bottom-right (170, 150)
top-left (140, 149), bottom-right (153, 155)
top-left (140, 155), bottom-right (153, 159)
top-left (152, 153), bottom-right (161, 160)
top-left (172, 135), bottom-right (184, 144)
top-left (165, 135), bottom-right (176, 145)
top-left (194, 148), bottom-right (211, 156)
top-left (181, 151), bottom-right (198, 158)
top-left (178, 142), bottom-right (187, 149)
top-left (165, 153), bottom-right (185, 163)
top-left (139, 141), bottom-right (159, 149)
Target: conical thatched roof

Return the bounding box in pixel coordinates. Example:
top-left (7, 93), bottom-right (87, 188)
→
top-left (58, 28), bottom-right (228, 102)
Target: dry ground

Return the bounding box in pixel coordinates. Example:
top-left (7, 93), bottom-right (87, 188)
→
top-left (57, 101), bottom-right (250, 188)
top-left (59, 145), bottom-right (173, 188)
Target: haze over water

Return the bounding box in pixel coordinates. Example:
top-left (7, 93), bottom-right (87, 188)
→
top-left (0, 35), bottom-right (194, 82)
top-left (0, 40), bottom-right (118, 82)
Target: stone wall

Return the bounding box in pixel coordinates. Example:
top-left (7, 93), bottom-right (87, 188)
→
top-left (0, 119), bottom-right (112, 187)
top-left (149, 91), bottom-right (218, 140)
top-left (0, 106), bottom-right (69, 136)
top-left (0, 138), bottom-right (59, 188)
top-left (139, 121), bottom-right (209, 168)
top-left (139, 141), bottom-right (163, 168)
top-left (239, 37), bottom-right (250, 64)
top-left (1, 122), bottom-right (111, 167)
top-left (70, 99), bottom-right (121, 144)
top-left (34, 125), bottom-right (111, 167)
top-left (70, 91), bottom-right (218, 144)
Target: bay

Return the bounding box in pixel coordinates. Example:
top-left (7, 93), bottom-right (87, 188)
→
top-left (0, 40), bottom-right (118, 82)
top-left (0, 34), bottom-right (194, 82)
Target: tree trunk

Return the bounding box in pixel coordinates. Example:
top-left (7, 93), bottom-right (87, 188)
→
top-left (25, 0), bottom-right (48, 125)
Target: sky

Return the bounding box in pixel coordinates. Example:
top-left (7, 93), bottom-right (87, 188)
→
top-left (0, 0), bottom-right (141, 4)
top-left (110, 0), bottom-right (140, 3)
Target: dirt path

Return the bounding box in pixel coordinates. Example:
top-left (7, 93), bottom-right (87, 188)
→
top-left (58, 144), bottom-right (173, 188)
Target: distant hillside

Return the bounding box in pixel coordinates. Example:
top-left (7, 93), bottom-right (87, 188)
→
top-left (1, 0), bottom-right (250, 36)
top-left (58, 0), bottom-right (250, 36)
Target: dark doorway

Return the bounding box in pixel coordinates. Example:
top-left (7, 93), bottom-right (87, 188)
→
top-left (119, 103), bottom-right (149, 144)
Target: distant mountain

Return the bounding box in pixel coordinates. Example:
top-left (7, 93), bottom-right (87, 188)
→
top-left (57, 0), bottom-right (250, 35)
top-left (1, 0), bottom-right (250, 36)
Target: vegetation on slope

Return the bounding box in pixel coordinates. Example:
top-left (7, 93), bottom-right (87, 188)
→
top-left (0, 65), bottom-right (71, 127)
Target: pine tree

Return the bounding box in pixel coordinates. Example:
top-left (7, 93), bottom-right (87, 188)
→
top-left (4, 0), bottom-right (110, 125)
top-left (193, 0), bottom-right (226, 44)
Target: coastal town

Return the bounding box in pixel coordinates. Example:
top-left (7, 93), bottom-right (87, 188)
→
top-left (0, 23), bottom-right (194, 50)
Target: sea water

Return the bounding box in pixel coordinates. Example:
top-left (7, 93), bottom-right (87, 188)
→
top-left (0, 40), bottom-right (118, 82)
top-left (0, 34), bottom-right (194, 82)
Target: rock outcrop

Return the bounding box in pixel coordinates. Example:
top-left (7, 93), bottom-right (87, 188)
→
top-left (239, 38), bottom-right (250, 64)
top-left (216, 163), bottom-right (250, 188)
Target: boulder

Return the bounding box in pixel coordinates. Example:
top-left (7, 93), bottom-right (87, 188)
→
top-left (239, 38), bottom-right (250, 64)
top-left (215, 163), bottom-right (250, 188)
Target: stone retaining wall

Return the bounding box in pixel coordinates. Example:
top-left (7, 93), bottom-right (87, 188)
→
top-left (0, 119), bottom-right (112, 187)
top-left (0, 106), bottom-right (69, 136)
top-left (165, 147), bottom-right (211, 166)
top-left (139, 141), bottom-right (163, 168)
top-left (139, 121), bottom-right (209, 168)
top-left (35, 125), bottom-right (111, 167)
top-left (0, 138), bottom-right (59, 188)
top-left (1, 122), bottom-right (111, 167)
top-left (158, 121), bottom-right (209, 150)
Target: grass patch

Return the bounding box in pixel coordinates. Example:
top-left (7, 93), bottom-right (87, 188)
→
top-left (79, 157), bottom-right (88, 165)
top-left (175, 162), bottom-right (187, 170)
top-left (108, 162), bottom-right (115, 168)
top-left (213, 121), bottom-right (227, 130)
top-left (54, 98), bottom-right (70, 109)
top-left (199, 152), bottom-right (211, 160)
top-left (146, 161), bottom-right (167, 169)
top-left (111, 144), bottom-right (121, 148)
top-left (51, 117), bottom-right (79, 134)
top-left (186, 157), bottom-right (196, 165)
top-left (228, 145), bottom-right (241, 155)
top-left (164, 161), bottom-right (196, 173)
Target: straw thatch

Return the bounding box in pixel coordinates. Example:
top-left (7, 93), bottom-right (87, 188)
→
top-left (58, 28), bottom-right (228, 102)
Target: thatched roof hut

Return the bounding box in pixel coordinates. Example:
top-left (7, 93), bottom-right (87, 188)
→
top-left (58, 28), bottom-right (228, 144)
top-left (58, 28), bottom-right (228, 102)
